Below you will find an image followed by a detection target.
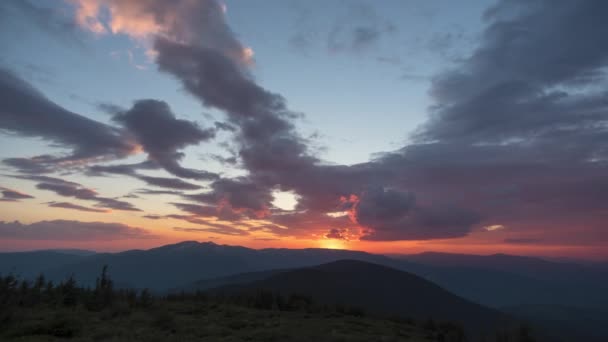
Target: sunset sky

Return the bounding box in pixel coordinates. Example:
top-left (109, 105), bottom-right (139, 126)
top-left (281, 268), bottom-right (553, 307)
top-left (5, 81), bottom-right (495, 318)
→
top-left (1, 0), bottom-right (607, 260)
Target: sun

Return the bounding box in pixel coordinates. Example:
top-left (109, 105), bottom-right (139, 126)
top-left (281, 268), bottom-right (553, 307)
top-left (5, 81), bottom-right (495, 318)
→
top-left (320, 239), bottom-right (346, 250)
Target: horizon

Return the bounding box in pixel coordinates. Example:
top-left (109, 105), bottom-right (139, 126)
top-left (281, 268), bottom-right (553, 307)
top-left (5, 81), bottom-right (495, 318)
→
top-left (1, 239), bottom-right (605, 264)
top-left (2, 0), bottom-right (608, 261)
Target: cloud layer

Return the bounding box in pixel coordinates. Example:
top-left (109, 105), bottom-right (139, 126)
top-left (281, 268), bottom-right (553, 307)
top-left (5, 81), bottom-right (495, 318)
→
top-left (0, 220), bottom-right (153, 240)
top-left (1, 0), bottom-right (607, 248)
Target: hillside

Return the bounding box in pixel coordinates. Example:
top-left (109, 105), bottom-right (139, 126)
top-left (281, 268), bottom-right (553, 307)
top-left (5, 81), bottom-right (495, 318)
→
top-left (211, 260), bottom-right (512, 334)
top-left (1, 301), bottom-right (444, 342)
top-left (0, 251), bottom-right (86, 279)
top-left (0, 270), bottom-right (466, 342)
top-left (398, 252), bottom-right (608, 309)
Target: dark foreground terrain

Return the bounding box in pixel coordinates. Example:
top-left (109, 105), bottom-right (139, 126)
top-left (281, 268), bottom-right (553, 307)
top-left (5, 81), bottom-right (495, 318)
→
top-left (2, 301), bottom-right (451, 342)
top-left (0, 264), bottom-right (536, 342)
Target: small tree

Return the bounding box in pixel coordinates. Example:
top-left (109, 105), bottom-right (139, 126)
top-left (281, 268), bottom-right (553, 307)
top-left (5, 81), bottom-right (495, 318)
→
top-left (61, 275), bottom-right (78, 307)
top-left (95, 265), bottom-right (113, 308)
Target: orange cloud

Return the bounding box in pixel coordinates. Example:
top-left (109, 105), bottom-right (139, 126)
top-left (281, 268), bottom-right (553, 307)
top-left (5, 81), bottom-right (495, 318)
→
top-left (68, 0), bottom-right (254, 66)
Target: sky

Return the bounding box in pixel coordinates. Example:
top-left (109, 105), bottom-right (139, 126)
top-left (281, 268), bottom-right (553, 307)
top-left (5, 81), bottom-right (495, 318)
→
top-left (0, 0), bottom-right (607, 260)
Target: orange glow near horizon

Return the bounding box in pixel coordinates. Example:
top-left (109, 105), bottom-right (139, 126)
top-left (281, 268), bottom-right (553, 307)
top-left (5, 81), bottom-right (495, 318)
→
top-left (1, 195), bottom-right (607, 260)
top-left (319, 239), bottom-right (347, 250)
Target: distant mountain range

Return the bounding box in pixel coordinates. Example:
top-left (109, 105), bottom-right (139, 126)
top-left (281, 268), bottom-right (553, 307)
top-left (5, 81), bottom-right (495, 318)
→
top-left (1, 241), bottom-right (606, 308)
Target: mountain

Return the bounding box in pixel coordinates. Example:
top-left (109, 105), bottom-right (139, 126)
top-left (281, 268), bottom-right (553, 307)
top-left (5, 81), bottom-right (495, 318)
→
top-left (399, 252), bottom-right (597, 280)
top-left (42, 249), bottom-right (97, 256)
top-left (44, 241), bottom-right (394, 291)
top-left (397, 252), bottom-right (608, 309)
top-left (4, 242), bottom-right (607, 310)
top-left (186, 268), bottom-right (288, 292)
top-left (0, 251), bottom-right (87, 278)
top-left (210, 260), bottom-right (513, 334)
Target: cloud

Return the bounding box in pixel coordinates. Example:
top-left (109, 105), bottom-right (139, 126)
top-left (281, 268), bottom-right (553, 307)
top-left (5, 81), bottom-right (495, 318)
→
top-left (112, 99), bottom-right (217, 180)
top-left (48, 201), bottom-right (109, 213)
top-left (0, 219), bottom-right (154, 240)
top-left (0, 68), bottom-right (137, 168)
top-left (13, 175), bottom-right (140, 212)
top-left (214, 121), bottom-right (236, 132)
top-left (57, 0), bottom-right (608, 245)
top-left (503, 238), bottom-right (542, 244)
top-left (70, 0), bottom-right (253, 65)
top-left (3, 156), bottom-right (56, 174)
top-left (36, 181), bottom-right (97, 200)
top-left (0, 186), bottom-right (34, 202)
top-left (88, 161), bottom-right (207, 190)
top-left (135, 175), bottom-right (202, 190)
top-left (172, 202), bottom-right (243, 221)
top-left (418, 1), bottom-right (608, 143)
top-left (341, 187), bottom-right (480, 241)
top-left (146, 1), bottom-right (482, 241)
top-left (89, 197), bottom-right (141, 212)
top-left (135, 189), bottom-right (182, 196)
top-left (325, 228), bottom-right (349, 240)
top-left (172, 220), bottom-right (251, 236)
top-left (484, 224), bottom-right (506, 232)
top-left (185, 178), bottom-right (274, 217)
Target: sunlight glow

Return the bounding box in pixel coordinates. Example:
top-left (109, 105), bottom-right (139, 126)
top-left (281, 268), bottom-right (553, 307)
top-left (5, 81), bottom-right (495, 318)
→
top-left (320, 239), bottom-right (346, 250)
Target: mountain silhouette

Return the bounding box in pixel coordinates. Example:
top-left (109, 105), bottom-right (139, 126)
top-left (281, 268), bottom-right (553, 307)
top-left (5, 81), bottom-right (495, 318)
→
top-left (210, 259), bottom-right (512, 333)
top-left (1, 241), bottom-right (606, 309)
top-left (38, 241), bottom-right (392, 290)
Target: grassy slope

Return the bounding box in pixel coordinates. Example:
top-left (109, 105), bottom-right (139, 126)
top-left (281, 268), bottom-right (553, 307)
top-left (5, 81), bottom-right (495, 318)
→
top-left (1, 301), bottom-right (437, 342)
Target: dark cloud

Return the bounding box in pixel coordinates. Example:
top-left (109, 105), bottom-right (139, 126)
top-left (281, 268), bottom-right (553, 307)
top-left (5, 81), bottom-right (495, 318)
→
top-left (135, 175), bottom-right (202, 190)
top-left (13, 175), bottom-right (140, 212)
top-left (91, 197), bottom-right (141, 212)
top-left (96, 102), bottom-right (124, 116)
top-left (343, 186), bottom-right (480, 241)
top-left (166, 213), bottom-right (258, 234)
top-left (173, 222), bottom-right (250, 236)
top-left (89, 161), bottom-right (206, 190)
top-left (0, 68), bottom-right (136, 167)
top-left (113, 99), bottom-right (217, 180)
top-left (37, 182), bottom-right (97, 200)
top-left (0, 219), bottom-right (153, 240)
top-left (172, 202), bottom-right (243, 221)
top-left (367, 0), bottom-right (608, 241)
top-left (325, 228), bottom-right (349, 240)
top-left (418, 0), bottom-right (608, 143)
top-left (135, 189), bottom-right (182, 196)
top-left (0, 186), bottom-right (33, 202)
top-left (214, 121), bottom-right (236, 132)
top-left (3, 156), bottom-right (55, 174)
top-left (48, 201), bottom-right (109, 213)
top-left (201, 179), bottom-right (273, 215)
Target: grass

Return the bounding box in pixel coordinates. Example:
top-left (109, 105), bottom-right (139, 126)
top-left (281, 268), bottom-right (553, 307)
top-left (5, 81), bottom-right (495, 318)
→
top-left (0, 300), bottom-right (439, 341)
